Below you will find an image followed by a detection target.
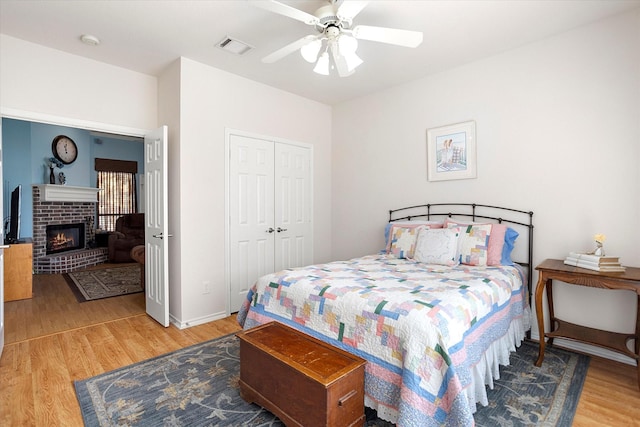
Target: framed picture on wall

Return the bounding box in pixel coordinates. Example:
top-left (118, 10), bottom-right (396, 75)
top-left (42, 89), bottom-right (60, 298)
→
top-left (427, 121), bottom-right (477, 182)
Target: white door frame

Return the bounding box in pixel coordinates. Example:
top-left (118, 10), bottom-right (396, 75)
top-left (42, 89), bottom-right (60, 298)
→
top-left (0, 107), bottom-right (166, 332)
top-left (224, 128), bottom-right (314, 316)
top-left (0, 118), bottom-right (5, 358)
top-left (1, 108), bottom-right (149, 137)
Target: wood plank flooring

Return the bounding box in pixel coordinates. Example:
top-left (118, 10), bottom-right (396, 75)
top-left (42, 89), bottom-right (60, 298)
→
top-left (1, 270), bottom-right (639, 426)
top-left (0, 314), bottom-right (241, 426)
top-left (4, 264), bottom-right (145, 345)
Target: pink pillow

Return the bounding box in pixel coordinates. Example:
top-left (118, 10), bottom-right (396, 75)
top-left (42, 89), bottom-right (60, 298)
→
top-left (487, 224), bottom-right (507, 266)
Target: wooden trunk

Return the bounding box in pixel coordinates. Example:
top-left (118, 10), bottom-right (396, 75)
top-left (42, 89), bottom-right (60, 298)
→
top-left (237, 321), bottom-right (366, 427)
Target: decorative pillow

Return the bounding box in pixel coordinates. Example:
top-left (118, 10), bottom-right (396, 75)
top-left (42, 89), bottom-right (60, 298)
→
top-left (444, 218), bottom-right (480, 226)
top-left (384, 221), bottom-right (443, 251)
top-left (486, 223), bottom-right (507, 266)
top-left (387, 225), bottom-right (427, 259)
top-left (413, 227), bottom-right (461, 266)
top-left (448, 223), bottom-right (492, 266)
top-left (501, 227), bottom-right (519, 266)
top-left (444, 219), bottom-right (520, 266)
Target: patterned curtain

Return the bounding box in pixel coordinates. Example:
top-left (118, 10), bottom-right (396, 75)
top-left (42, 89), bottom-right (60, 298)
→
top-left (95, 159), bottom-right (138, 231)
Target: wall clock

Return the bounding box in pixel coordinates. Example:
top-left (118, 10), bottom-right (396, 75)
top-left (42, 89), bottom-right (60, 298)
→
top-left (51, 135), bottom-right (78, 165)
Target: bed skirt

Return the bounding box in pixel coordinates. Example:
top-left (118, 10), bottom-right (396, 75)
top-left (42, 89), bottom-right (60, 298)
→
top-left (464, 310), bottom-right (530, 411)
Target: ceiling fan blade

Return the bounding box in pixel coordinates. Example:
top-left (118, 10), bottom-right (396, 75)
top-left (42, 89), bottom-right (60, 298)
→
top-left (249, 0), bottom-right (319, 26)
top-left (352, 25), bottom-right (423, 48)
top-left (337, 1), bottom-right (369, 21)
top-left (262, 35), bottom-right (319, 63)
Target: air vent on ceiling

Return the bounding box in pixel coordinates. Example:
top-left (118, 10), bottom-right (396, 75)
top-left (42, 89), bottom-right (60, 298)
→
top-left (216, 36), bottom-right (254, 55)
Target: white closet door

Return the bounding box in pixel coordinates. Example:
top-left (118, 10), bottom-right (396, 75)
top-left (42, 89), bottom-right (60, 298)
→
top-left (229, 135), bottom-right (275, 312)
top-left (274, 143), bottom-right (312, 272)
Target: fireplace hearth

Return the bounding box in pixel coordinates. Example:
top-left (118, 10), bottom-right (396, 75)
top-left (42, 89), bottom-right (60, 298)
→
top-left (46, 223), bottom-right (85, 255)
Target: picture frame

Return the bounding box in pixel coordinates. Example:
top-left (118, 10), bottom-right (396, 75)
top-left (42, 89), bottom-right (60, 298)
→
top-left (427, 120), bottom-right (477, 182)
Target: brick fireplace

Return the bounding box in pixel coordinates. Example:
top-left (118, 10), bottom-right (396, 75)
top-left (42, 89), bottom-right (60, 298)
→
top-left (32, 185), bottom-right (108, 273)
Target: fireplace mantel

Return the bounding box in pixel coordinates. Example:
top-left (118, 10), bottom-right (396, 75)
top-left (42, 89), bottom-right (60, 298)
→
top-left (33, 184), bottom-right (101, 203)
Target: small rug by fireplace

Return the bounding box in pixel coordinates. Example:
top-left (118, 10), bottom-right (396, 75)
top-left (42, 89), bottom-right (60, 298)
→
top-left (64, 264), bottom-right (143, 302)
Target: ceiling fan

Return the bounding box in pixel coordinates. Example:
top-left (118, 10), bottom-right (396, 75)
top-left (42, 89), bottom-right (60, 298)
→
top-left (250, 0), bottom-right (423, 77)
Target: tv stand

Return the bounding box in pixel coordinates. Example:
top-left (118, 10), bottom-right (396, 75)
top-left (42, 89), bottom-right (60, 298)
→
top-left (4, 242), bottom-right (33, 302)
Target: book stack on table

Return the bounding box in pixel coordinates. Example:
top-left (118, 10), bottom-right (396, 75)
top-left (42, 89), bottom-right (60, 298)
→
top-left (563, 252), bottom-right (626, 272)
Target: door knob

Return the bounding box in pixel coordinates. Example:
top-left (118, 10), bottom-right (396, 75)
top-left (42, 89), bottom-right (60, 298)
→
top-left (266, 227), bottom-right (275, 233)
top-left (152, 233), bottom-right (173, 239)
top-left (276, 227), bottom-right (288, 233)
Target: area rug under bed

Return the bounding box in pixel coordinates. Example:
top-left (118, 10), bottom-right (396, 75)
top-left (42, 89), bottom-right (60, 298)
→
top-left (74, 334), bottom-right (589, 426)
top-left (64, 264), bottom-right (143, 302)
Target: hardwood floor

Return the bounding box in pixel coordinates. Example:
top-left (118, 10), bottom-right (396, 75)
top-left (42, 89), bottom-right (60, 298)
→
top-left (4, 264), bottom-right (146, 344)
top-left (574, 355), bottom-right (640, 426)
top-left (1, 272), bottom-right (639, 426)
top-left (0, 313), bottom-right (241, 426)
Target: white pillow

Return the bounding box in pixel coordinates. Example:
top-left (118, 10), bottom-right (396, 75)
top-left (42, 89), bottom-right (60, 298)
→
top-left (384, 220), bottom-right (444, 249)
top-left (413, 227), bottom-right (461, 266)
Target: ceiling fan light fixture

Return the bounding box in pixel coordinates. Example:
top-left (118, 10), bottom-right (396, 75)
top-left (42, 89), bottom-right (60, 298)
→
top-left (313, 51), bottom-right (330, 75)
top-left (251, 0), bottom-right (423, 77)
top-left (300, 39), bottom-right (322, 63)
top-left (338, 34), bottom-right (358, 54)
top-left (344, 51), bottom-right (363, 72)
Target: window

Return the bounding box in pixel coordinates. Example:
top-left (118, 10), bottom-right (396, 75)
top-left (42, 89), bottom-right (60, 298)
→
top-left (95, 158), bottom-right (138, 231)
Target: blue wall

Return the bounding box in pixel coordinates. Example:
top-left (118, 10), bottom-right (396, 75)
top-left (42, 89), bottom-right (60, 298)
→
top-left (2, 118), bottom-right (144, 239)
top-left (3, 119), bottom-right (32, 240)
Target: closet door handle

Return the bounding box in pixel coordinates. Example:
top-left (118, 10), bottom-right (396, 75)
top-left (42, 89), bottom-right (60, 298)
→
top-left (266, 227), bottom-right (275, 233)
top-left (276, 227), bottom-right (287, 233)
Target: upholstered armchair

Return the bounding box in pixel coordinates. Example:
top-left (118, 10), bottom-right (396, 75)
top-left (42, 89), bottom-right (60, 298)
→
top-left (130, 245), bottom-right (145, 289)
top-left (108, 213), bottom-right (145, 263)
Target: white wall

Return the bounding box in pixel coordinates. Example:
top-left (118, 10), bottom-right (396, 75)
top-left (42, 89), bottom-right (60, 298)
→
top-left (159, 57), bottom-right (332, 327)
top-left (0, 35), bottom-right (157, 132)
top-left (332, 10), bottom-right (640, 362)
top-left (157, 59), bottom-right (184, 322)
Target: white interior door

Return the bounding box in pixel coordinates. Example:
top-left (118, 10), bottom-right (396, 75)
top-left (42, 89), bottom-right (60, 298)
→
top-left (229, 134), bottom-right (275, 312)
top-left (144, 126), bottom-right (169, 327)
top-left (0, 120), bottom-right (5, 357)
top-left (274, 143), bottom-right (312, 271)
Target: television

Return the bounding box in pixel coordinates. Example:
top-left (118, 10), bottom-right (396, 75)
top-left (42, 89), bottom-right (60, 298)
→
top-left (5, 185), bottom-right (21, 244)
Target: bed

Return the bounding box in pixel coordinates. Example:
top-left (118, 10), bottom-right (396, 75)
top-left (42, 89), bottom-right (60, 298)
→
top-left (237, 203), bottom-right (534, 426)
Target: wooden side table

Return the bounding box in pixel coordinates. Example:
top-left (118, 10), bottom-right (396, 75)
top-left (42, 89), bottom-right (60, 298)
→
top-left (534, 259), bottom-right (640, 388)
top-left (4, 243), bottom-right (33, 302)
top-left (94, 231), bottom-right (114, 248)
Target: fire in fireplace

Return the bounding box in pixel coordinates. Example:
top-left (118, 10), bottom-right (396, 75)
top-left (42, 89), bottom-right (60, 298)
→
top-left (46, 223), bottom-right (86, 255)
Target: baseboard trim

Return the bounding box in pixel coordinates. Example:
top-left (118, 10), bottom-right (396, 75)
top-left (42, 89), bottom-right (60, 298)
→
top-left (170, 311), bottom-right (229, 330)
top-left (530, 331), bottom-right (637, 366)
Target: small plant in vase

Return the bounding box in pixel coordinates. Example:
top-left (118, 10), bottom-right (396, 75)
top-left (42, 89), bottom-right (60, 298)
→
top-left (47, 157), bottom-right (64, 184)
top-left (593, 233), bottom-right (606, 256)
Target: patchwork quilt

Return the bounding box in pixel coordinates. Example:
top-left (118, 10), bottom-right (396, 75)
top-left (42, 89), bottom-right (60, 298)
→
top-left (237, 254), bottom-right (530, 427)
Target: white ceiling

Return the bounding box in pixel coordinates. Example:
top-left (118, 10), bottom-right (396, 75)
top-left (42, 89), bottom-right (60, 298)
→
top-left (1, 0), bottom-right (639, 105)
